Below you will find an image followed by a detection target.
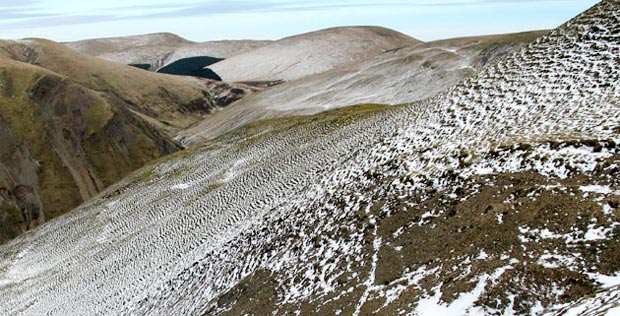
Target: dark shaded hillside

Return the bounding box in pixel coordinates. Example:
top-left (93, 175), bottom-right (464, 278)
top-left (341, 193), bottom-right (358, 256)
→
top-left (157, 56), bottom-right (224, 80)
top-left (129, 63), bottom-right (151, 70)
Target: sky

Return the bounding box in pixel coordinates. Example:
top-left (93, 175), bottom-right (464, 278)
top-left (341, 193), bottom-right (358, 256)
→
top-left (0, 0), bottom-right (600, 42)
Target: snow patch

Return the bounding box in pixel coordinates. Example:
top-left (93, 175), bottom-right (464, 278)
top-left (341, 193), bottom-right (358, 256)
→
top-left (170, 182), bottom-right (191, 190)
top-left (414, 266), bottom-right (512, 316)
top-left (580, 185), bottom-right (612, 194)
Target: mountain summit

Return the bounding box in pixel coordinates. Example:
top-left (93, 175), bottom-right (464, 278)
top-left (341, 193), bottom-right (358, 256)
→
top-left (209, 26), bottom-right (420, 82)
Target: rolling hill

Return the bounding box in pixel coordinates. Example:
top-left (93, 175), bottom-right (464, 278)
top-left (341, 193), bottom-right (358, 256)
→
top-left (0, 1), bottom-right (618, 316)
top-left (178, 30), bottom-right (547, 145)
top-left (66, 33), bottom-right (272, 72)
top-left (209, 26), bottom-right (420, 82)
top-left (64, 32), bottom-right (193, 57)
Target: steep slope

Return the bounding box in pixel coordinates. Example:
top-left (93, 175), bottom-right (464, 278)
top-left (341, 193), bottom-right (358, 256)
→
top-left (179, 30), bottom-right (546, 145)
top-left (209, 26), bottom-right (420, 82)
top-left (0, 39), bottom-right (219, 242)
top-left (66, 34), bottom-right (271, 71)
top-left (0, 1), bottom-right (619, 316)
top-left (2, 39), bottom-right (218, 134)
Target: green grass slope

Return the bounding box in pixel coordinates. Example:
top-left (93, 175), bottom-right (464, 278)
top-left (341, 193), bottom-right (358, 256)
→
top-left (0, 39), bottom-right (218, 134)
top-left (0, 39), bottom-right (221, 243)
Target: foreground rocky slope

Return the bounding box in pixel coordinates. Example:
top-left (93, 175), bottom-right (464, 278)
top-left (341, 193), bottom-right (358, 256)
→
top-left (0, 39), bottom-right (219, 242)
top-left (179, 30), bottom-right (546, 144)
top-left (1, 1), bottom-right (619, 316)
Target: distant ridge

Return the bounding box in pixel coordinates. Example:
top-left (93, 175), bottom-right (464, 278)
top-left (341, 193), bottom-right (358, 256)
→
top-left (209, 26), bottom-right (421, 82)
top-left (178, 30), bottom-right (547, 144)
top-left (65, 32), bottom-right (193, 56)
top-left (65, 33), bottom-right (272, 72)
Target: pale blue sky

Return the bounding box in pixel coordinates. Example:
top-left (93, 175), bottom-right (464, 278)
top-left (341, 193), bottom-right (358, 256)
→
top-left (0, 0), bottom-right (600, 42)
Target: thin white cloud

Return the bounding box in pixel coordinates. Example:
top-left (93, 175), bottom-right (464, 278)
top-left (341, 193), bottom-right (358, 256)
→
top-left (1, 0), bottom-right (597, 26)
top-left (0, 0), bottom-right (40, 7)
top-left (0, 0), bottom-right (599, 37)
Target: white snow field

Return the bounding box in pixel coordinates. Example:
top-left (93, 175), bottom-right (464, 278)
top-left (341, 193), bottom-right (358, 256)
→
top-left (209, 26), bottom-right (419, 82)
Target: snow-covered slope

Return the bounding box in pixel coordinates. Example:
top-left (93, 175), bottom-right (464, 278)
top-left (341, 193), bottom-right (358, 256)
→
top-left (65, 27), bottom-right (415, 80)
top-left (178, 31), bottom-right (546, 144)
top-left (209, 26), bottom-right (420, 82)
top-left (242, 30), bottom-right (548, 111)
top-left (160, 40), bottom-right (273, 68)
top-left (1, 1), bottom-right (619, 316)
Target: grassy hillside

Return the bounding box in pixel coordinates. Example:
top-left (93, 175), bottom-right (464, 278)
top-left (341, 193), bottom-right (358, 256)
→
top-left (0, 39), bottom-right (221, 243)
top-left (1, 39), bottom-right (219, 134)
